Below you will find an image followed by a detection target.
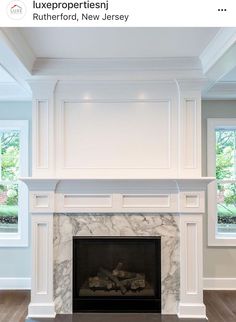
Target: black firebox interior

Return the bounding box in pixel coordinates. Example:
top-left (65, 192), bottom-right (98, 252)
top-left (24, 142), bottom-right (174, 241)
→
top-left (73, 236), bottom-right (161, 312)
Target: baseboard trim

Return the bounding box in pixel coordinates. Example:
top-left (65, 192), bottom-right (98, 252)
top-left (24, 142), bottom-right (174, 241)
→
top-left (27, 303), bottom-right (56, 318)
top-left (203, 278), bottom-right (236, 290)
top-left (0, 277), bottom-right (31, 290)
top-left (178, 303), bottom-right (206, 319)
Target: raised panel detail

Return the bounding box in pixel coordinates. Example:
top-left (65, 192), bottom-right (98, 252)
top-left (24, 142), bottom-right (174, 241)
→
top-left (61, 101), bottom-right (171, 170)
top-left (36, 100), bottom-right (49, 169)
top-left (186, 223), bottom-right (197, 294)
top-left (185, 195), bottom-right (199, 208)
top-left (183, 99), bottom-right (197, 169)
top-left (35, 195), bottom-right (49, 207)
top-left (35, 223), bottom-right (48, 294)
top-left (122, 194), bottom-right (170, 208)
top-left (63, 194), bottom-right (112, 208)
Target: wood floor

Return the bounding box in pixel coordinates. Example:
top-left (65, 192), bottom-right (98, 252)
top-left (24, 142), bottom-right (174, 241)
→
top-left (1, 290), bottom-right (236, 322)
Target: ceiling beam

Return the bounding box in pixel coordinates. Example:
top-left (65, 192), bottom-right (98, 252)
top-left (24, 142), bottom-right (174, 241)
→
top-left (0, 28), bottom-right (36, 93)
top-left (200, 28), bottom-right (236, 94)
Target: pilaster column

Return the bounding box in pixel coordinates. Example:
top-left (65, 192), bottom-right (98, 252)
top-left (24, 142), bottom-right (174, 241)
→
top-left (28, 80), bottom-right (57, 177)
top-left (26, 181), bottom-right (58, 318)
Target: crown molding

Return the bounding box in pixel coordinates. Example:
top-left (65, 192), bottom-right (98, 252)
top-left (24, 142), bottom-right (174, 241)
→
top-left (32, 57), bottom-right (204, 81)
top-left (203, 82), bottom-right (236, 100)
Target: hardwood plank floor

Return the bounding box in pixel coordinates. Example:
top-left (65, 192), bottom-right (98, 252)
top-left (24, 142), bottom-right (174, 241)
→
top-left (1, 290), bottom-right (236, 322)
top-left (0, 290), bottom-right (30, 322)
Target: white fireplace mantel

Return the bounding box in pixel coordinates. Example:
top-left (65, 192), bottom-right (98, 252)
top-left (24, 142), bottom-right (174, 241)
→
top-left (21, 177), bottom-right (214, 214)
top-left (25, 74), bottom-right (212, 319)
top-left (22, 176), bottom-right (213, 319)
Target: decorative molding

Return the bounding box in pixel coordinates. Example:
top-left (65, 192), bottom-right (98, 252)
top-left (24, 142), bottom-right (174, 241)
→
top-left (0, 29), bottom-right (33, 94)
top-left (35, 100), bottom-right (49, 169)
top-left (30, 80), bottom-right (57, 177)
top-left (201, 28), bottom-right (236, 93)
top-left (179, 191), bottom-right (205, 213)
top-left (122, 194), bottom-right (170, 208)
top-left (203, 278), bottom-right (236, 290)
top-left (178, 214), bottom-right (206, 319)
top-left (21, 178), bottom-right (213, 214)
top-left (177, 85), bottom-right (201, 177)
top-left (178, 303), bottom-right (206, 319)
top-left (28, 303), bottom-right (56, 318)
top-left (0, 277), bottom-right (31, 290)
top-left (63, 194), bottom-right (112, 208)
top-left (55, 99), bottom-right (176, 177)
top-left (32, 57), bottom-right (203, 80)
top-left (29, 214), bottom-right (55, 319)
top-left (200, 28), bottom-right (236, 74)
top-left (203, 82), bottom-right (236, 100)
top-left (30, 191), bottom-right (55, 213)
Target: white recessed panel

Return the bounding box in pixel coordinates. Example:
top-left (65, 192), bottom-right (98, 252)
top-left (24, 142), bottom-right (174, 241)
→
top-left (62, 101), bottom-right (171, 169)
top-left (122, 194), bottom-right (170, 208)
top-left (36, 223), bottom-right (48, 294)
top-left (183, 99), bottom-right (197, 169)
top-left (36, 100), bottom-right (49, 169)
top-left (63, 194), bottom-right (112, 208)
top-left (35, 195), bottom-right (49, 207)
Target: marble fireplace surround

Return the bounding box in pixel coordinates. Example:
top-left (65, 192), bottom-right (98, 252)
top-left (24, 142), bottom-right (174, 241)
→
top-left (53, 213), bottom-right (179, 314)
top-left (21, 178), bottom-right (213, 320)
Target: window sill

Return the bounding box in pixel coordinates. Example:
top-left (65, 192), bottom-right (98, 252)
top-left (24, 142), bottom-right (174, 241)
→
top-left (0, 232), bottom-right (28, 247)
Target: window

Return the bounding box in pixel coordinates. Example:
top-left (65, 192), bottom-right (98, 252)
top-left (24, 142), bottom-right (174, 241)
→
top-left (0, 121), bottom-right (28, 247)
top-left (208, 118), bottom-right (236, 246)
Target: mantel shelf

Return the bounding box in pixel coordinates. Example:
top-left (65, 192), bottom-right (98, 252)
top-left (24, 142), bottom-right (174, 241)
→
top-left (20, 177), bottom-right (215, 192)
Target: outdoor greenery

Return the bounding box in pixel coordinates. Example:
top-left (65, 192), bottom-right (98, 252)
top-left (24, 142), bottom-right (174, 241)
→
top-left (216, 129), bottom-right (236, 217)
top-left (0, 130), bottom-right (19, 223)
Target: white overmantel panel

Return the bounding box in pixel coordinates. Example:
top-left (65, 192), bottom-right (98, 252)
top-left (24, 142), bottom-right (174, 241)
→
top-left (29, 78), bottom-right (203, 179)
top-left (55, 81), bottom-right (179, 178)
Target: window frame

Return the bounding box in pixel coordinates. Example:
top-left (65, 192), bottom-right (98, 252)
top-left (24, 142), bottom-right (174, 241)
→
top-left (208, 118), bottom-right (236, 246)
top-left (0, 120), bottom-right (29, 247)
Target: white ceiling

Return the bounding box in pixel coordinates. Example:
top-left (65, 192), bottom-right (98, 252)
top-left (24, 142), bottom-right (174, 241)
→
top-left (20, 27), bottom-right (220, 59)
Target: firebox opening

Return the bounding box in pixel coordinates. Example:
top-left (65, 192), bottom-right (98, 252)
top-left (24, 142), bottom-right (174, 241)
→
top-left (73, 236), bottom-right (161, 312)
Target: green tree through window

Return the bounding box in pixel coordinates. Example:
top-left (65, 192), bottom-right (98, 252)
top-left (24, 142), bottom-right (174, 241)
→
top-left (0, 130), bottom-right (19, 233)
top-left (216, 129), bottom-right (236, 232)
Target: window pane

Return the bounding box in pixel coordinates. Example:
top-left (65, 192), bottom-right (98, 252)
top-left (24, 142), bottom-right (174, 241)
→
top-left (0, 130), bottom-right (20, 233)
top-left (0, 130), bottom-right (20, 181)
top-left (0, 183), bottom-right (18, 233)
top-left (217, 182), bottom-right (236, 233)
top-left (216, 129), bottom-right (236, 180)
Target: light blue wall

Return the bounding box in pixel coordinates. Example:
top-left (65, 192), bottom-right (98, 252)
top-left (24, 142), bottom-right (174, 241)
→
top-left (0, 101), bottom-right (31, 278)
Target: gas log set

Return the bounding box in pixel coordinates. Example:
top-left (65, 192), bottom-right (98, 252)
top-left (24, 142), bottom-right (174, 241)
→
top-left (88, 262), bottom-right (146, 294)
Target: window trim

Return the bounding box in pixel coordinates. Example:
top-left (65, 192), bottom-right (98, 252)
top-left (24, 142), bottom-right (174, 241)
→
top-left (0, 120), bottom-right (29, 247)
top-left (207, 118), bottom-right (236, 246)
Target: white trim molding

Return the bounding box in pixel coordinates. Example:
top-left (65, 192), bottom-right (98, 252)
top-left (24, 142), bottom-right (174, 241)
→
top-left (0, 277), bottom-right (31, 290)
top-left (178, 214), bottom-right (206, 319)
top-left (203, 278), bottom-right (236, 290)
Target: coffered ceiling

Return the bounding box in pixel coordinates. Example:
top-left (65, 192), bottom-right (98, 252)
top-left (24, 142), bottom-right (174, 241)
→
top-left (20, 27), bottom-right (219, 59)
top-left (0, 27), bottom-right (236, 100)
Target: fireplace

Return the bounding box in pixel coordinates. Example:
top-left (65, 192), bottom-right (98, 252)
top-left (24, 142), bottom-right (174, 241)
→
top-left (73, 236), bottom-right (161, 312)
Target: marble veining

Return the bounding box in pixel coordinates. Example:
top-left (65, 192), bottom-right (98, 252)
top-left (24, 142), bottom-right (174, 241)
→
top-left (53, 213), bottom-right (180, 314)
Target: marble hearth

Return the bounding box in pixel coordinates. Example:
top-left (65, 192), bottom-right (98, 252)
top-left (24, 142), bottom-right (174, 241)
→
top-left (53, 213), bottom-right (179, 314)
